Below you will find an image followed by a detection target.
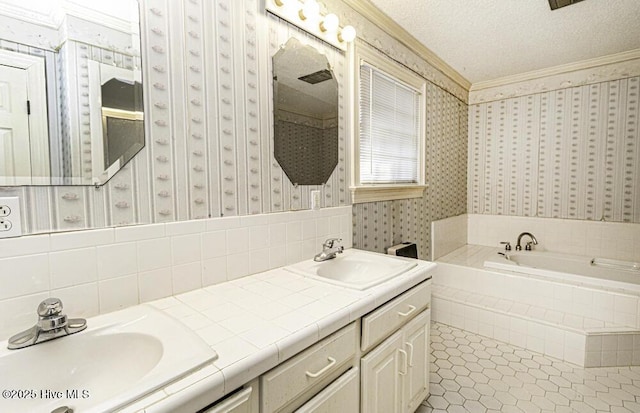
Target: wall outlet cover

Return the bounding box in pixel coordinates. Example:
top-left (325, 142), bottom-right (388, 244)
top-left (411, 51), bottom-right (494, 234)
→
top-left (0, 197), bottom-right (22, 238)
top-left (311, 190), bottom-right (321, 210)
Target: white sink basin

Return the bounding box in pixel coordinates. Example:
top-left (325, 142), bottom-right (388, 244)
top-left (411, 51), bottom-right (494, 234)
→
top-left (286, 249), bottom-right (418, 290)
top-left (0, 305), bottom-right (217, 413)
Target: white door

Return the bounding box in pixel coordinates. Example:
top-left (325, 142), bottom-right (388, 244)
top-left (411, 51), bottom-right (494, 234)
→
top-left (0, 64), bottom-right (31, 185)
top-left (402, 309), bottom-right (431, 413)
top-left (361, 330), bottom-right (405, 413)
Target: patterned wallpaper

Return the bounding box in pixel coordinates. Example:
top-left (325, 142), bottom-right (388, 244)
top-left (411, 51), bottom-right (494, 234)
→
top-left (352, 83), bottom-right (468, 259)
top-left (0, 0), bottom-right (349, 234)
top-left (469, 76), bottom-right (640, 223)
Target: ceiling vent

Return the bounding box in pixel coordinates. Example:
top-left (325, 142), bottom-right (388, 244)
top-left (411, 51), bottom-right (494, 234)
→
top-left (298, 69), bottom-right (333, 85)
top-left (548, 0), bottom-right (585, 10)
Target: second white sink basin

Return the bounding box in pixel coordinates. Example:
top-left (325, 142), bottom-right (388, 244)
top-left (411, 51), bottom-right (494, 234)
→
top-left (0, 305), bottom-right (217, 413)
top-left (286, 249), bottom-right (417, 289)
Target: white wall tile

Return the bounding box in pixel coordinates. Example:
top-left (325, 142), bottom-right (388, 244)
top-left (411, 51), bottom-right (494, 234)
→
top-left (50, 248), bottom-right (97, 289)
top-left (115, 223), bottom-right (165, 243)
top-left (171, 262), bottom-right (202, 295)
top-left (0, 234), bottom-right (49, 259)
top-left (249, 225), bottom-right (269, 250)
top-left (226, 228), bottom-right (249, 255)
top-left (286, 221), bottom-right (302, 243)
top-left (249, 248), bottom-right (270, 275)
top-left (50, 228), bottom-right (114, 252)
top-left (52, 283), bottom-right (99, 319)
top-left (0, 254), bottom-right (49, 300)
top-left (202, 231), bottom-right (227, 259)
top-left (97, 242), bottom-right (137, 280)
top-left (202, 257), bottom-right (227, 287)
top-left (171, 234), bottom-right (202, 265)
top-left (137, 238), bottom-right (171, 272)
top-left (98, 275), bottom-right (139, 313)
top-left (227, 253), bottom-right (249, 281)
top-left (269, 223), bottom-right (286, 246)
top-left (138, 268), bottom-right (173, 302)
top-left (0, 292), bottom-right (49, 340)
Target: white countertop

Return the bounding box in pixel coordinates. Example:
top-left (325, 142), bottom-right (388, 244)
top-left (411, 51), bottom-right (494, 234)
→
top-left (120, 251), bottom-right (436, 412)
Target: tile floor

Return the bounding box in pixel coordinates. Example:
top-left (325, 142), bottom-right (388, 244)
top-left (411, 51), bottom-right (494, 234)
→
top-left (419, 322), bottom-right (640, 413)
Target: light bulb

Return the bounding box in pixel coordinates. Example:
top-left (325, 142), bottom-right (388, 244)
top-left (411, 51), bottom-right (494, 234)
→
top-left (299, 0), bottom-right (320, 20)
top-left (320, 13), bottom-right (339, 32)
top-left (339, 25), bottom-right (356, 43)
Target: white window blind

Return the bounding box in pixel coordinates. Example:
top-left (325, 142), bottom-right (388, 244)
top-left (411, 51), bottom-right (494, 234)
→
top-left (359, 63), bottom-right (420, 184)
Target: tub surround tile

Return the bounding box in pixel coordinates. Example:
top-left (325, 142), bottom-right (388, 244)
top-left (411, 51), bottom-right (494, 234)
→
top-left (434, 248), bottom-right (640, 367)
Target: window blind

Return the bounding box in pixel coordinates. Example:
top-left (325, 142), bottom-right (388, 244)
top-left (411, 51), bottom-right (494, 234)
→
top-left (359, 63), bottom-right (420, 184)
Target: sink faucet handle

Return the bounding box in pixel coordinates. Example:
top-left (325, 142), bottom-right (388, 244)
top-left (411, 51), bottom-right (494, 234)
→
top-left (500, 241), bottom-right (511, 251)
top-left (37, 298), bottom-right (63, 318)
top-left (525, 241), bottom-right (534, 251)
top-left (323, 238), bottom-right (342, 248)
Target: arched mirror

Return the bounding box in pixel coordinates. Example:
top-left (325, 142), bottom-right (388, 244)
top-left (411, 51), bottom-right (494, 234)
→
top-left (0, 0), bottom-right (144, 186)
top-left (273, 38), bottom-right (338, 186)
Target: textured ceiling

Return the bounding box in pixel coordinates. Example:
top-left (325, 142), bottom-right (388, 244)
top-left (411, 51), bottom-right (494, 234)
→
top-left (367, 0), bottom-right (640, 84)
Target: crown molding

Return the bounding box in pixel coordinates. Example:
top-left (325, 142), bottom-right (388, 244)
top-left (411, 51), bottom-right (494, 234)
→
top-left (340, 0), bottom-right (471, 91)
top-left (469, 49), bottom-right (640, 104)
top-left (470, 48), bottom-right (640, 92)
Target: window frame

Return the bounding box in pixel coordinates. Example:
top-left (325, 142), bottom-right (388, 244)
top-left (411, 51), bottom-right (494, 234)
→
top-left (350, 43), bottom-right (427, 204)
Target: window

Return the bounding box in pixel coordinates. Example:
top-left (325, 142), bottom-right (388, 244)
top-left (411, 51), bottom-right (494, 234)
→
top-left (351, 45), bottom-right (426, 203)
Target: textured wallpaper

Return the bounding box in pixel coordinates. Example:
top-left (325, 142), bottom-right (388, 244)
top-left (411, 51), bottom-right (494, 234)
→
top-left (469, 76), bottom-right (640, 223)
top-left (352, 84), bottom-right (468, 260)
top-left (0, 0), bottom-right (349, 234)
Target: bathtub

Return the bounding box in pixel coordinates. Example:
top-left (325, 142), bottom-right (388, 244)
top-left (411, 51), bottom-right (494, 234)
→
top-left (484, 251), bottom-right (640, 293)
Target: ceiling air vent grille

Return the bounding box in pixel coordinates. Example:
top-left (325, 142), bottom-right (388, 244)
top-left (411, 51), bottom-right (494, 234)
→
top-left (548, 0), bottom-right (585, 10)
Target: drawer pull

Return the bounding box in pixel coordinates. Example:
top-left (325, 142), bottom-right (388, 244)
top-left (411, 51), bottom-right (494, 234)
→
top-left (305, 357), bottom-right (336, 378)
top-left (398, 349), bottom-right (408, 375)
top-left (398, 305), bottom-right (417, 317)
top-left (406, 342), bottom-right (414, 367)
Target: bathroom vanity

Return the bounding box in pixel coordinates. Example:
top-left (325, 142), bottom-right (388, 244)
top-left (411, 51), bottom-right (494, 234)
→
top-left (0, 249), bottom-right (434, 413)
top-left (199, 277), bottom-right (432, 413)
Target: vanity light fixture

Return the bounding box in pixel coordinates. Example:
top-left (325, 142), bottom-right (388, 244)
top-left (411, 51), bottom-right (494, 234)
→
top-left (267, 0), bottom-right (356, 51)
top-left (339, 25), bottom-right (356, 43)
top-left (320, 13), bottom-right (339, 32)
top-left (299, 0), bottom-right (320, 20)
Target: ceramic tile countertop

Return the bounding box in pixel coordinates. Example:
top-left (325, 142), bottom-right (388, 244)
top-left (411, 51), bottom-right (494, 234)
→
top-left (120, 250), bottom-right (436, 412)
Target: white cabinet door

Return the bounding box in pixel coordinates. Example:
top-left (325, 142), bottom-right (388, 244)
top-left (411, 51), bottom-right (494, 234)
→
top-left (402, 309), bottom-right (431, 413)
top-left (361, 330), bottom-right (405, 413)
top-left (295, 368), bottom-right (359, 413)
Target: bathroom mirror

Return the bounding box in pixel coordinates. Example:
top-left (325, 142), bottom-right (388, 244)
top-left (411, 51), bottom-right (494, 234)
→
top-left (273, 38), bottom-right (338, 186)
top-left (0, 0), bottom-right (144, 186)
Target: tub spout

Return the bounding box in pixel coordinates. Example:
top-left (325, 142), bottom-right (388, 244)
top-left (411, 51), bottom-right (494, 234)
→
top-left (516, 232), bottom-right (538, 251)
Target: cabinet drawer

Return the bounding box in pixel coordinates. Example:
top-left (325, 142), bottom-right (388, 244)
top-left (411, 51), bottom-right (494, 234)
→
top-left (294, 368), bottom-right (359, 413)
top-left (202, 386), bottom-right (255, 413)
top-left (261, 323), bottom-right (357, 413)
top-left (361, 281), bottom-right (430, 352)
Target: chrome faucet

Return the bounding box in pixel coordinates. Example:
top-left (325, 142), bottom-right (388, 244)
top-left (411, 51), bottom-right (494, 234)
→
top-left (7, 298), bottom-right (87, 350)
top-left (516, 232), bottom-right (538, 251)
top-left (314, 238), bottom-right (344, 262)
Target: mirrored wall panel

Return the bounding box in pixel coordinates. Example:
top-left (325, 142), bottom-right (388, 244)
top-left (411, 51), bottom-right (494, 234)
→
top-left (0, 0), bottom-right (144, 186)
top-left (273, 38), bottom-right (338, 186)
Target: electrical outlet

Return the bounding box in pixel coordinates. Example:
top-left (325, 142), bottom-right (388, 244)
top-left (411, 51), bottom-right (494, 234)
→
top-left (0, 219), bottom-right (12, 231)
top-left (311, 190), bottom-right (321, 210)
top-left (0, 197), bottom-right (22, 238)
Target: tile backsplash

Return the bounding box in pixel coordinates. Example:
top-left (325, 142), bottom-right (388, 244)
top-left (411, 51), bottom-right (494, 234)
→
top-left (0, 206), bottom-right (352, 341)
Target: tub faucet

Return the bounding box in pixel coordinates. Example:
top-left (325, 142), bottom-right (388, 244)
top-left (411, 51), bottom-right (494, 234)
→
top-left (7, 298), bottom-right (87, 350)
top-left (314, 238), bottom-right (344, 262)
top-left (516, 232), bottom-right (538, 251)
